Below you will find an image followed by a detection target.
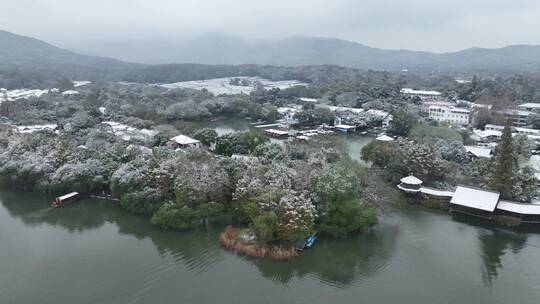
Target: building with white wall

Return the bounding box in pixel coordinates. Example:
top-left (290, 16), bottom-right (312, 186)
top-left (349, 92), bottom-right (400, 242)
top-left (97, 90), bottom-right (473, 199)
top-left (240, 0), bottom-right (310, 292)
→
top-left (428, 106), bottom-right (470, 125)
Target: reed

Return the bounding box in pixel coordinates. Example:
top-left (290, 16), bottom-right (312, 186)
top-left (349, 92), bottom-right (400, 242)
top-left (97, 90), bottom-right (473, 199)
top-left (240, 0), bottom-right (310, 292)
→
top-left (219, 226), bottom-right (299, 261)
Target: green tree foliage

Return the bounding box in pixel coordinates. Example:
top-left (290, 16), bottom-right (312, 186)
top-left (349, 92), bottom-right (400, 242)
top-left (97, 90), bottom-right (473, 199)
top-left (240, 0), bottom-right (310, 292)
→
top-left (120, 188), bottom-right (164, 215)
top-left (294, 108), bottom-right (334, 127)
top-left (151, 204), bottom-right (200, 230)
top-left (488, 123), bottom-right (515, 199)
top-left (193, 128), bottom-right (218, 147)
top-left (388, 109), bottom-right (417, 136)
top-left (215, 131), bottom-right (268, 156)
top-left (310, 159), bottom-right (376, 237)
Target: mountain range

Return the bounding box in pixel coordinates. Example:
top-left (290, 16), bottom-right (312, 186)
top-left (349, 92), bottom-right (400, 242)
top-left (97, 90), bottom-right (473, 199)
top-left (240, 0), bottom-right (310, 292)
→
top-left (2, 29), bottom-right (540, 79)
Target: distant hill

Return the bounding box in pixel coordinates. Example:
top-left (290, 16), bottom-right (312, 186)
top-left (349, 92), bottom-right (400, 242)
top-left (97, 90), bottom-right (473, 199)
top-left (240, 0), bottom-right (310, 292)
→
top-left (76, 33), bottom-right (540, 73)
top-left (0, 30), bottom-right (141, 80)
top-left (2, 30), bottom-right (540, 83)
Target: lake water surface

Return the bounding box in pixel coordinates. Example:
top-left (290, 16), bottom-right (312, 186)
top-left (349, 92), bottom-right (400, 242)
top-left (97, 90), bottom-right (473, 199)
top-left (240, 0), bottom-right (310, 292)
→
top-left (2, 190), bottom-right (540, 304)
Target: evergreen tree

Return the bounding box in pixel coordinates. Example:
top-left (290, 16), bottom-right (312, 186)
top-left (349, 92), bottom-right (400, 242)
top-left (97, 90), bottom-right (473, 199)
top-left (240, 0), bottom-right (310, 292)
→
top-left (488, 122), bottom-right (515, 199)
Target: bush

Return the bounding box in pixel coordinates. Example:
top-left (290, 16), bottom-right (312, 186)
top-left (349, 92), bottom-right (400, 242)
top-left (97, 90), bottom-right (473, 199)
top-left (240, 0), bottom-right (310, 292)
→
top-left (151, 204), bottom-right (201, 230)
top-left (319, 200), bottom-right (377, 238)
top-left (120, 188), bottom-right (164, 215)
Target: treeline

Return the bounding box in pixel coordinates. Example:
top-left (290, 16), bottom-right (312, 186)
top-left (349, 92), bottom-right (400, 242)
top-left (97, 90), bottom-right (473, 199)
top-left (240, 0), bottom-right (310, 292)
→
top-left (0, 122), bottom-right (392, 245)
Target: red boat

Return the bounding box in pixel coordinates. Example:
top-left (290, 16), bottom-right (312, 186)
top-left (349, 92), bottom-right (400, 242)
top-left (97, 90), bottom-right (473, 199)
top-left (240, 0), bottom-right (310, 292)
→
top-left (51, 192), bottom-right (80, 208)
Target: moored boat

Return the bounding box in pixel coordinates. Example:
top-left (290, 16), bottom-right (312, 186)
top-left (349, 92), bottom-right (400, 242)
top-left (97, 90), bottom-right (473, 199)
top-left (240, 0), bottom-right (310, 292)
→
top-left (51, 192), bottom-right (80, 208)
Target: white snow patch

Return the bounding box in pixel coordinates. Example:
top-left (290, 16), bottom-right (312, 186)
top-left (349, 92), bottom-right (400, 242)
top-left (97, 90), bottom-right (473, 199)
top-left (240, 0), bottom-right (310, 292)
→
top-left (157, 77), bottom-right (308, 95)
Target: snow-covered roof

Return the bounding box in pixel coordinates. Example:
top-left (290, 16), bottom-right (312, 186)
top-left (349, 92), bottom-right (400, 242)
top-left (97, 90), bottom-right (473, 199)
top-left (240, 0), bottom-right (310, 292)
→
top-left (62, 90), bottom-right (79, 95)
top-left (376, 134), bottom-right (394, 142)
top-left (465, 146), bottom-right (492, 158)
top-left (73, 81), bottom-right (92, 87)
top-left (450, 186), bottom-right (500, 212)
top-left (420, 187), bottom-right (454, 198)
top-left (518, 103), bottom-right (540, 109)
top-left (265, 129), bottom-right (289, 135)
top-left (496, 201), bottom-right (540, 215)
top-left (57, 192), bottom-right (79, 201)
top-left (472, 129), bottom-right (502, 139)
top-left (15, 124), bottom-right (57, 133)
top-left (422, 101), bottom-right (454, 107)
top-left (334, 124), bottom-right (356, 129)
top-left (450, 108), bottom-right (470, 114)
top-left (102, 121), bottom-right (158, 141)
top-left (170, 134), bottom-right (200, 145)
top-left (400, 88), bottom-right (442, 96)
top-left (366, 109), bottom-right (391, 119)
top-left (501, 109), bottom-right (532, 116)
top-left (400, 175), bottom-right (423, 185)
top-left (299, 97), bottom-right (318, 102)
top-left (327, 106), bottom-right (364, 114)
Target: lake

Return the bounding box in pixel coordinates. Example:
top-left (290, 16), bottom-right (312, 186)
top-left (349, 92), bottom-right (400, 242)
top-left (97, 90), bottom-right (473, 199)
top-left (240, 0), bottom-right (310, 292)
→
top-left (2, 190), bottom-right (540, 304)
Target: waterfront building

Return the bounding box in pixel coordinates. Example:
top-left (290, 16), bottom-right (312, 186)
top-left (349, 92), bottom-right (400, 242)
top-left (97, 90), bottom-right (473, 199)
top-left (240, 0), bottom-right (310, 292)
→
top-left (397, 175), bottom-right (423, 193)
top-left (449, 186), bottom-right (500, 219)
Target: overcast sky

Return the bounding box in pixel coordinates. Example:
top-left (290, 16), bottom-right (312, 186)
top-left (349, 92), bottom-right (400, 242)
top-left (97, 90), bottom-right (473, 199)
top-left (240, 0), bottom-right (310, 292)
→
top-left (1, 0), bottom-right (540, 52)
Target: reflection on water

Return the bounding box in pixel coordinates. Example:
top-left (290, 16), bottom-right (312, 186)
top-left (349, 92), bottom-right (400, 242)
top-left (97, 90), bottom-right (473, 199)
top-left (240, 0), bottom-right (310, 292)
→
top-left (3, 190), bottom-right (540, 303)
top-left (478, 229), bottom-right (527, 286)
top-left (254, 224), bottom-right (397, 287)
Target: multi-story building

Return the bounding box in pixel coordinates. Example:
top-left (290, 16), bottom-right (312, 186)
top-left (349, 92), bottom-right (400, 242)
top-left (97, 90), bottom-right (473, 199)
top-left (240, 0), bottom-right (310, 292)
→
top-left (499, 109), bottom-right (532, 127)
top-left (518, 103), bottom-right (540, 113)
top-left (420, 101), bottom-right (454, 113)
top-left (401, 88), bottom-right (443, 101)
top-left (429, 106), bottom-right (470, 125)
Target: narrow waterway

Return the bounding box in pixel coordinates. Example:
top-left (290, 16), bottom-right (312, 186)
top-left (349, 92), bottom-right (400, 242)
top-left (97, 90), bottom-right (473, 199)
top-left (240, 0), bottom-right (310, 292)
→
top-left (1, 190), bottom-right (540, 304)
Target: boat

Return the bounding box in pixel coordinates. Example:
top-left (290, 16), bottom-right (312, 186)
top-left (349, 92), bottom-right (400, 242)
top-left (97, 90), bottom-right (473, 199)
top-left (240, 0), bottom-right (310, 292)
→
top-left (295, 231), bottom-right (318, 252)
top-left (51, 192), bottom-right (80, 208)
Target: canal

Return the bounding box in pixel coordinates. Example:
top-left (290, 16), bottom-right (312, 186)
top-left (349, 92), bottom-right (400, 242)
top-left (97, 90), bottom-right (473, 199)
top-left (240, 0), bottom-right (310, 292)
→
top-left (2, 190), bottom-right (540, 304)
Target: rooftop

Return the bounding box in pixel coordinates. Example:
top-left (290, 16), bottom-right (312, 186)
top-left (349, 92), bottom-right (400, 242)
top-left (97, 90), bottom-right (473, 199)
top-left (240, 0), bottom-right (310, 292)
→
top-left (401, 88), bottom-right (442, 96)
top-left (450, 186), bottom-right (500, 212)
top-left (170, 134), bottom-right (200, 145)
top-left (334, 124), bottom-right (356, 129)
top-left (518, 103), bottom-right (540, 109)
top-left (400, 175), bottom-right (423, 185)
top-left (497, 200), bottom-right (540, 215)
top-left (376, 134), bottom-right (394, 142)
top-left (465, 146), bottom-right (492, 158)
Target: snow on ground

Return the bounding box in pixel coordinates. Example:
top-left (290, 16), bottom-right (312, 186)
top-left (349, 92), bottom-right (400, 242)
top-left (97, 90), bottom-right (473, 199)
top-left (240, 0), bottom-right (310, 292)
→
top-left (0, 88), bottom-right (55, 104)
top-left (15, 124), bottom-right (57, 133)
top-left (157, 77), bottom-right (308, 95)
top-left (102, 121), bottom-right (158, 141)
top-left (73, 81), bottom-right (92, 87)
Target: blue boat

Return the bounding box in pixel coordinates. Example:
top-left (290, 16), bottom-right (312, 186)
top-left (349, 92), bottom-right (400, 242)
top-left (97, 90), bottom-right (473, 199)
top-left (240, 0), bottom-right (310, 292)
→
top-left (305, 234), bottom-right (317, 248)
top-left (295, 232), bottom-right (318, 252)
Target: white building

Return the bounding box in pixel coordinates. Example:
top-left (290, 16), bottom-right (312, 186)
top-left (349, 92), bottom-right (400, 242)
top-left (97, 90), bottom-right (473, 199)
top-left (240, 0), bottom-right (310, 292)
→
top-left (518, 103), bottom-right (540, 113)
top-left (428, 106), bottom-right (470, 125)
top-left (401, 88), bottom-right (442, 101)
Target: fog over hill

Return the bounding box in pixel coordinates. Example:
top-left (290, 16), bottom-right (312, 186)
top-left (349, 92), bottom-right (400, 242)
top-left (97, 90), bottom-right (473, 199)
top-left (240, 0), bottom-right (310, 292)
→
top-left (2, 30), bottom-right (540, 78)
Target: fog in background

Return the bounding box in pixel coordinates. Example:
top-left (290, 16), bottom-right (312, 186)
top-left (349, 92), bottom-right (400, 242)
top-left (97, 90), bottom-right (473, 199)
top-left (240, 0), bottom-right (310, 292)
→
top-left (1, 0), bottom-right (540, 60)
